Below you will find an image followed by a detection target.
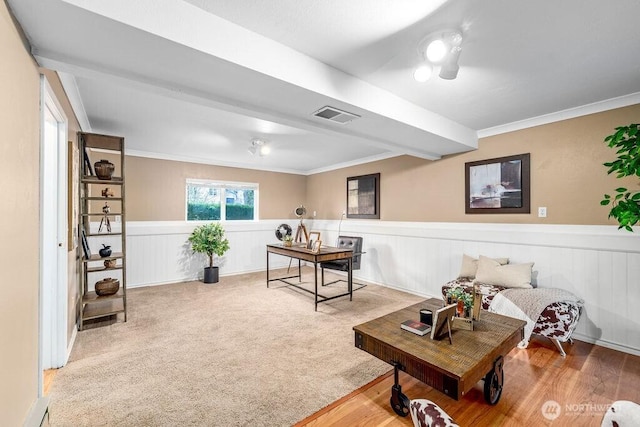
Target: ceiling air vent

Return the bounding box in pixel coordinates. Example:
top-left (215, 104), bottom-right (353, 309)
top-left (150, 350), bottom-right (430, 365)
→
top-left (312, 106), bottom-right (360, 124)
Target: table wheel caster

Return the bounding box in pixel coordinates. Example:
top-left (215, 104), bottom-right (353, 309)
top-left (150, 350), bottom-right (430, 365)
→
top-left (484, 355), bottom-right (504, 405)
top-left (390, 361), bottom-right (410, 416)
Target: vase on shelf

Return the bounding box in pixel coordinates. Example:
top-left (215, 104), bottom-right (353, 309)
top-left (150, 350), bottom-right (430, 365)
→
top-left (94, 159), bottom-right (115, 180)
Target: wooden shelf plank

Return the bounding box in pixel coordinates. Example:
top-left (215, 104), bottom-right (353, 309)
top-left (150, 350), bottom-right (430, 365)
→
top-left (84, 197), bottom-right (123, 201)
top-left (81, 176), bottom-right (124, 185)
top-left (82, 298), bottom-right (124, 320)
top-left (83, 290), bottom-right (124, 303)
top-left (86, 265), bottom-right (123, 273)
top-left (83, 252), bottom-right (124, 262)
top-left (86, 232), bottom-right (122, 237)
top-left (81, 212), bottom-right (122, 216)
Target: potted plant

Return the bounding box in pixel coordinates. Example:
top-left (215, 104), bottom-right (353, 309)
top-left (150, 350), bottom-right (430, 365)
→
top-left (600, 124), bottom-right (640, 232)
top-left (188, 222), bottom-right (230, 283)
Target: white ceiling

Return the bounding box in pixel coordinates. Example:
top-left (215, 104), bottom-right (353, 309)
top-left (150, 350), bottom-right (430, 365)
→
top-left (8, 0), bottom-right (640, 174)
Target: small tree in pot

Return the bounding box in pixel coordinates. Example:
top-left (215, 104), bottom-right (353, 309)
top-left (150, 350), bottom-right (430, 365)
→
top-left (188, 222), bottom-right (230, 283)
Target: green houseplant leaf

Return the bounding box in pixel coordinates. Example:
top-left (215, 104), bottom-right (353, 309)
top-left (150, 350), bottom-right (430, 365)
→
top-left (601, 124), bottom-right (640, 231)
top-left (188, 222), bottom-right (231, 267)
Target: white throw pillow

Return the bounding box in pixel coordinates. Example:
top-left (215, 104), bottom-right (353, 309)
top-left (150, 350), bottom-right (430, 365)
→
top-left (458, 254), bottom-right (509, 279)
top-left (475, 255), bottom-right (534, 289)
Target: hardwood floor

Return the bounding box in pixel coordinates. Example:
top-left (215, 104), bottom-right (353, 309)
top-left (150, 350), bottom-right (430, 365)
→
top-left (43, 369), bottom-right (57, 396)
top-left (295, 336), bottom-right (640, 426)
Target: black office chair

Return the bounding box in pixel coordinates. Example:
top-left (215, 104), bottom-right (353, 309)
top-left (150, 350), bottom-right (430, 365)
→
top-left (320, 236), bottom-right (365, 289)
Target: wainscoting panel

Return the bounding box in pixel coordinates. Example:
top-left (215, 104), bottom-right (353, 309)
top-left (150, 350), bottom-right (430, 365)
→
top-left (126, 220), bottom-right (639, 355)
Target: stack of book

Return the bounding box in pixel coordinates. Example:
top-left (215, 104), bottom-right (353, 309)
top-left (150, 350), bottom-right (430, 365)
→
top-left (400, 319), bottom-right (431, 336)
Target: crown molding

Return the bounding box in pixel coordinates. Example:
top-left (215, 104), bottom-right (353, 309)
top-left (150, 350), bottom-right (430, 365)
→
top-left (478, 92), bottom-right (640, 138)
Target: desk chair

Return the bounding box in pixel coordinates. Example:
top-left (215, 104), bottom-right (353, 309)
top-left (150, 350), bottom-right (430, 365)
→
top-left (320, 236), bottom-right (365, 289)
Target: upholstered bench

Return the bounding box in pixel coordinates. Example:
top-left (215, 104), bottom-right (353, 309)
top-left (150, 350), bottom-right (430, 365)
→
top-left (441, 255), bottom-right (583, 357)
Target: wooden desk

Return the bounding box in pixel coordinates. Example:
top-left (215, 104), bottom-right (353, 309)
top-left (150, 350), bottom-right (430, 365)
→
top-left (266, 244), bottom-right (353, 311)
top-left (353, 298), bottom-right (526, 416)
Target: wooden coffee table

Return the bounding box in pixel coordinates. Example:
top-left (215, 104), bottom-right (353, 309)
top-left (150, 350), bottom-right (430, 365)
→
top-left (353, 298), bottom-right (526, 416)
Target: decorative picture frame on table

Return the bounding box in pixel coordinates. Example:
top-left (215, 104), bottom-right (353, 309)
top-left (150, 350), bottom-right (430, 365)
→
top-left (307, 231), bottom-right (321, 250)
top-left (465, 153), bottom-right (530, 214)
top-left (347, 173), bottom-right (380, 219)
top-left (430, 303), bottom-right (457, 344)
top-left (312, 240), bottom-right (322, 253)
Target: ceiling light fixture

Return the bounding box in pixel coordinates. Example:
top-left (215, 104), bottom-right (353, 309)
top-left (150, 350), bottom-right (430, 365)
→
top-left (248, 138), bottom-right (270, 156)
top-left (413, 63), bottom-right (433, 82)
top-left (416, 29), bottom-right (463, 81)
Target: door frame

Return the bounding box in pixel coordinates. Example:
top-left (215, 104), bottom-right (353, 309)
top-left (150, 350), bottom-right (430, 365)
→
top-left (38, 75), bottom-right (69, 393)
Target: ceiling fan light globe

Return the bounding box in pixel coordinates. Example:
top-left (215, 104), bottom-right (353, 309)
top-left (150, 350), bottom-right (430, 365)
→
top-left (413, 64), bottom-right (433, 82)
top-left (426, 39), bottom-right (448, 63)
top-left (260, 145), bottom-right (271, 156)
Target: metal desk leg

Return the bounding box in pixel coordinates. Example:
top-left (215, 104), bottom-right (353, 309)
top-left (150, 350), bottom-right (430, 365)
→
top-left (314, 261), bottom-right (318, 311)
top-left (298, 259), bottom-right (302, 282)
top-left (266, 251), bottom-right (270, 288)
top-left (349, 257), bottom-right (353, 301)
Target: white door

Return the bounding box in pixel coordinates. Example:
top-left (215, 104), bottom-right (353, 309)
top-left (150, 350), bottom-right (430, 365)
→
top-left (39, 77), bottom-right (69, 382)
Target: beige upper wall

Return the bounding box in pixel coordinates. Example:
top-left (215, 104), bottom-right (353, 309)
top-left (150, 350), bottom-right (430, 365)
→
top-left (0, 2), bottom-right (41, 425)
top-left (307, 104), bottom-right (640, 225)
top-left (125, 156), bottom-right (307, 221)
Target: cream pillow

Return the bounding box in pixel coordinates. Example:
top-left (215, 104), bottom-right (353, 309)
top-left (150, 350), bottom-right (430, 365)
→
top-left (475, 255), bottom-right (534, 289)
top-left (458, 254), bottom-right (509, 279)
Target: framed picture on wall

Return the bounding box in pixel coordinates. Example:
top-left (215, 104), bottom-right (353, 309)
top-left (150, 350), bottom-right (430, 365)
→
top-left (465, 153), bottom-right (530, 214)
top-left (347, 173), bottom-right (380, 219)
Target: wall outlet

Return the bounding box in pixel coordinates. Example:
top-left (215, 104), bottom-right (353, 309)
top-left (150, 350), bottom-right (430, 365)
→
top-left (538, 207), bottom-right (547, 218)
top-left (313, 210), bottom-right (316, 218)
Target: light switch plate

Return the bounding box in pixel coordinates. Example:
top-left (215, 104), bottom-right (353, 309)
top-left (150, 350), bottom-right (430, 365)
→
top-left (538, 207), bottom-right (547, 218)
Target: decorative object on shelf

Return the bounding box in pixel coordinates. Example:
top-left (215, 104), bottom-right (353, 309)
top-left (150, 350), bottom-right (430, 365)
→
top-left (101, 187), bottom-right (114, 198)
top-left (282, 235), bottom-right (293, 247)
top-left (83, 146), bottom-right (93, 176)
top-left (95, 278), bottom-right (120, 296)
top-left (465, 153), bottom-right (530, 214)
top-left (103, 259), bottom-right (117, 268)
top-left (188, 222), bottom-right (230, 284)
top-left (347, 173), bottom-right (380, 219)
top-left (81, 228), bottom-right (91, 259)
top-left (94, 159), bottom-right (115, 180)
top-left (600, 123), bottom-right (640, 232)
top-left (98, 202), bottom-right (112, 233)
top-left (99, 244), bottom-right (112, 258)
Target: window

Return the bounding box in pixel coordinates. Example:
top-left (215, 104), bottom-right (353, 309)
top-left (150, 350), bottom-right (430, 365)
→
top-left (186, 179), bottom-right (258, 221)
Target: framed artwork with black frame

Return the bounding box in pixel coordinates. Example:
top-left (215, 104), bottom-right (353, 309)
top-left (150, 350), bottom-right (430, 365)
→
top-left (347, 173), bottom-right (380, 219)
top-left (465, 153), bottom-right (530, 214)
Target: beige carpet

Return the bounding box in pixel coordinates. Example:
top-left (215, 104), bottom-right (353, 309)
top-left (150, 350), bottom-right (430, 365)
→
top-left (49, 268), bottom-right (423, 426)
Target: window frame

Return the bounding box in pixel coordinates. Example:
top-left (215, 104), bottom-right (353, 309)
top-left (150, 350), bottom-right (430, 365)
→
top-left (185, 178), bottom-right (259, 221)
